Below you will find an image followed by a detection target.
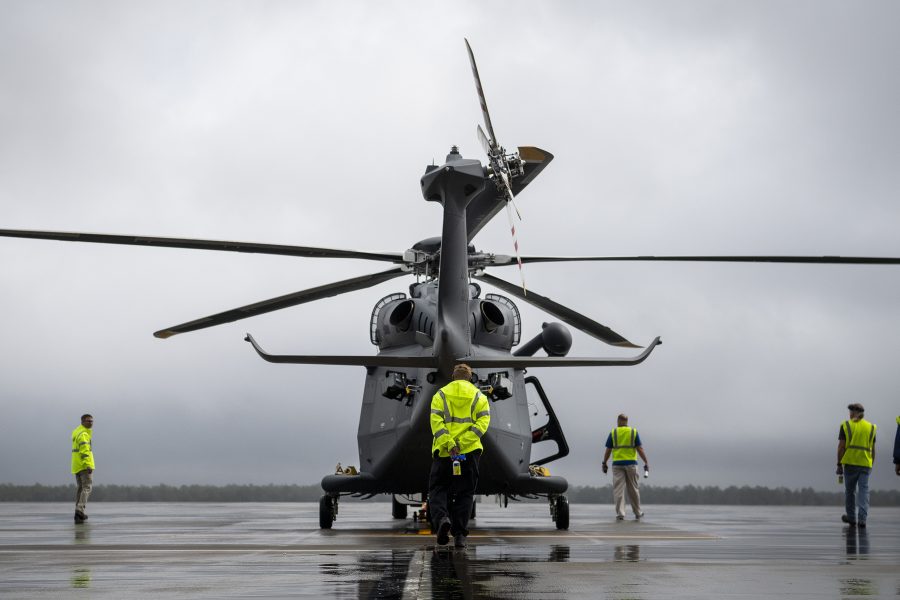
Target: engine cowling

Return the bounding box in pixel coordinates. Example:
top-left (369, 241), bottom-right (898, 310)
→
top-left (471, 297), bottom-right (518, 350)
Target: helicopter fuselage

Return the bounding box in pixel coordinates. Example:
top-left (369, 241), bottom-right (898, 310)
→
top-left (321, 280), bottom-right (567, 497)
top-left (321, 145), bottom-right (571, 500)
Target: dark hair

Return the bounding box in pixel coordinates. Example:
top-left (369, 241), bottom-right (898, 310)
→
top-left (847, 403), bottom-right (864, 414)
top-left (81, 414), bottom-right (93, 421)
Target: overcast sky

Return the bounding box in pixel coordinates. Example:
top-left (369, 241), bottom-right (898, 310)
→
top-left (1, 1), bottom-right (898, 494)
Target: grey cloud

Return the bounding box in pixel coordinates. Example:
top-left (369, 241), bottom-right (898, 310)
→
top-left (1, 1), bottom-right (898, 494)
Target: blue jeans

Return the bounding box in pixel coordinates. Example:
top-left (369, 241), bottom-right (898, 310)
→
top-left (843, 465), bottom-right (871, 524)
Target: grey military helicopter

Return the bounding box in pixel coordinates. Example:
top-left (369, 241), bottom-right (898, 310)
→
top-left (2, 40), bottom-right (899, 530)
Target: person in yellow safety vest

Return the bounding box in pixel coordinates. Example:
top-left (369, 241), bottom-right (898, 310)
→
top-left (602, 413), bottom-right (649, 521)
top-left (71, 414), bottom-right (95, 524)
top-left (428, 363), bottom-right (490, 549)
top-left (836, 403), bottom-right (876, 528)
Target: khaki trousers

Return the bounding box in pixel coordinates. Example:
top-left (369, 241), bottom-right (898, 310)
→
top-left (75, 470), bottom-right (92, 514)
top-left (612, 465), bottom-right (642, 518)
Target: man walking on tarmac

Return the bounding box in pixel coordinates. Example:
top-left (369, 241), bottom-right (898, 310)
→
top-left (428, 363), bottom-right (490, 549)
top-left (71, 414), bottom-right (95, 524)
top-left (602, 414), bottom-right (649, 521)
top-left (894, 415), bottom-right (900, 476)
top-left (837, 403), bottom-right (876, 528)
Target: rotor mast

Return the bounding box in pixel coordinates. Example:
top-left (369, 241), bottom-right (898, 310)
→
top-left (420, 146), bottom-right (487, 377)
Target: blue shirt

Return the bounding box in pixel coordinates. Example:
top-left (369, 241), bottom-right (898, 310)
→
top-left (893, 419), bottom-right (900, 465)
top-left (605, 431), bottom-right (642, 466)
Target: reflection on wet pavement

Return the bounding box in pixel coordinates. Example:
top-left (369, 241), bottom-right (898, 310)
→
top-left (614, 544), bottom-right (641, 562)
top-left (71, 523), bottom-right (93, 590)
top-left (1, 503), bottom-right (899, 598)
top-left (73, 524), bottom-right (90, 545)
top-left (844, 526), bottom-right (870, 559)
top-left (839, 577), bottom-right (878, 597)
top-left (549, 544), bottom-right (570, 562)
top-left (429, 548), bottom-right (478, 599)
top-left (70, 566), bottom-right (91, 589)
top-left (355, 549), bottom-right (415, 598)
top-left (351, 545), bottom-right (576, 598)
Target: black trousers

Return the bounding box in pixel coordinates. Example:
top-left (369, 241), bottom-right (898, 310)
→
top-left (428, 450), bottom-right (481, 537)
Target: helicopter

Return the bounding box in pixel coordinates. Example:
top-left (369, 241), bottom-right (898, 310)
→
top-left (2, 40), bottom-right (899, 530)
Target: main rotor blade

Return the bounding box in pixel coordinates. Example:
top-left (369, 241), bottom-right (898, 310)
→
top-left (464, 38), bottom-right (497, 144)
top-left (154, 267), bottom-right (406, 339)
top-left (509, 255), bottom-right (900, 266)
top-left (476, 272), bottom-right (641, 348)
top-left (0, 228), bottom-right (403, 263)
top-left (476, 124), bottom-right (492, 156)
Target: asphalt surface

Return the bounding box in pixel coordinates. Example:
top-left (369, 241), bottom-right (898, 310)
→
top-left (1, 502), bottom-right (898, 598)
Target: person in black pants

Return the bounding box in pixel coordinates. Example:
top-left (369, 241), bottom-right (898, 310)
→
top-left (428, 363), bottom-right (490, 549)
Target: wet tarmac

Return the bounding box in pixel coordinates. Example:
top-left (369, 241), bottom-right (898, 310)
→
top-left (0, 502), bottom-right (898, 598)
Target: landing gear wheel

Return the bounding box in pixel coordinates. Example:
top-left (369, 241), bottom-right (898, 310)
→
top-left (392, 495), bottom-right (408, 519)
top-left (553, 495), bottom-right (569, 530)
top-left (319, 494), bottom-right (337, 529)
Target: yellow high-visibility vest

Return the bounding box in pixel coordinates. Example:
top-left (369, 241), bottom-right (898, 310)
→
top-left (71, 425), bottom-right (95, 474)
top-left (610, 426), bottom-right (638, 462)
top-left (840, 419), bottom-right (876, 468)
top-left (430, 380), bottom-right (490, 457)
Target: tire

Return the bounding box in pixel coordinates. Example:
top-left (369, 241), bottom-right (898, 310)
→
top-left (392, 495), bottom-right (408, 519)
top-left (555, 495), bottom-right (569, 530)
top-left (319, 495), bottom-right (334, 529)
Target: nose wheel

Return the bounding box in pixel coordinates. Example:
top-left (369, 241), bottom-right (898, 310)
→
top-left (550, 494), bottom-right (569, 530)
top-left (391, 495), bottom-right (408, 519)
top-left (319, 494), bottom-right (338, 529)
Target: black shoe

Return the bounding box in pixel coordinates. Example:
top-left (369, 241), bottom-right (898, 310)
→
top-left (841, 514), bottom-right (857, 526)
top-left (436, 518), bottom-right (451, 545)
top-left (454, 534), bottom-right (467, 549)
top-left (74, 512), bottom-right (85, 524)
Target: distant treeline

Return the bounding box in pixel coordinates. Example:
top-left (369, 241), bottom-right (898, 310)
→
top-left (565, 485), bottom-right (900, 506)
top-left (0, 483), bottom-right (327, 502)
top-left (2, 483), bottom-right (899, 505)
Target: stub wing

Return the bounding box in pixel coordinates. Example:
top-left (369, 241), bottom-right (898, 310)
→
top-left (464, 337), bottom-right (661, 369)
top-left (246, 334), bottom-right (660, 368)
top-left (245, 334), bottom-right (437, 368)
